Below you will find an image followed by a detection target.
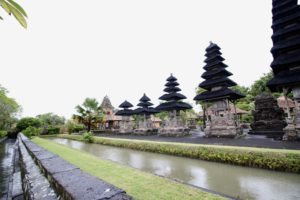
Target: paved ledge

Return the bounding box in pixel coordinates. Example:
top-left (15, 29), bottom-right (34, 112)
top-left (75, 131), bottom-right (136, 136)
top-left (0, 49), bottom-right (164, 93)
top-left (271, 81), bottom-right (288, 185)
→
top-left (19, 134), bottom-right (133, 200)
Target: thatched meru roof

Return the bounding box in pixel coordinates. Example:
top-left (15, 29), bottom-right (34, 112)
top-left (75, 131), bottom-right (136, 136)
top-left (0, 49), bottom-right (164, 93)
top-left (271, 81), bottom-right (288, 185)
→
top-left (156, 74), bottom-right (192, 111)
top-left (134, 93), bottom-right (159, 115)
top-left (194, 42), bottom-right (245, 102)
top-left (115, 100), bottom-right (134, 116)
top-left (267, 0), bottom-right (300, 91)
top-left (100, 95), bottom-right (114, 111)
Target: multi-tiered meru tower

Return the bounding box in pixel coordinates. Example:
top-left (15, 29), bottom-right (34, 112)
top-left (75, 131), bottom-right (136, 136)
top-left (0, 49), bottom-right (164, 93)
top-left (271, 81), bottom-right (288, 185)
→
top-left (194, 42), bottom-right (245, 138)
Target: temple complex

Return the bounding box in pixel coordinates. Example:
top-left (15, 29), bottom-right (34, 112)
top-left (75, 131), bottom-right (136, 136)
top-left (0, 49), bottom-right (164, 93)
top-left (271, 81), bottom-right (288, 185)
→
top-left (267, 0), bottom-right (300, 140)
top-left (194, 42), bottom-right (244, 138)
top-left (133, 93), bottom-right (159, 135)
top-left (115, 100), bottom-right (134, 134)
top-left (156, 74), bottom-right (192, 136)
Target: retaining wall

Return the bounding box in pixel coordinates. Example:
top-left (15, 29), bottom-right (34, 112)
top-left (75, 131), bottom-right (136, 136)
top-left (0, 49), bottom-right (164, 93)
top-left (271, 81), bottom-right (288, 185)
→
top-left (18, 133), bottom-right (133, 200)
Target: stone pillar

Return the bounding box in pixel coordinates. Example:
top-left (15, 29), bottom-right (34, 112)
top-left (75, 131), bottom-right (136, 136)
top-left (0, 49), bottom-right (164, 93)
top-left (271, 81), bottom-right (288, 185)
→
top-left (292, 86), bottom-right (300, 139)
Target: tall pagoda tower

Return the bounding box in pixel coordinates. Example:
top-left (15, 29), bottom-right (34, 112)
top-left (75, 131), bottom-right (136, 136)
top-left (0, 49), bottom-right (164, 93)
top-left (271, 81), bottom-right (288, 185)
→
top-left (133, 93), bottom-right (159, 135)
top-left (115, 100), bottom-right (134, 134)
top-left (267, 0), bottom-right (300, 140)
top-left (194, 42), bottom-right (244, 138)
top-left (156, 74), bottom-right (192, 136)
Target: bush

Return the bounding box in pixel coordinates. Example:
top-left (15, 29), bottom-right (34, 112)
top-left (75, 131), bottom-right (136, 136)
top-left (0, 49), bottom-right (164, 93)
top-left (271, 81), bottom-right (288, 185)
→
top-left (82, 132), bottom-right (94, 143)
top-left (0, 130), bottom-right (7, 138)
top-left (17, 117), bottom-right (42, 132)
top-left (56, 134), bottom-right (300, 173)
top-left (66, 120), bottom-right (85, 134)
top-left (47, 126), bottom-right (60, 134)
top-left (22, 126), bottom-right (41, 138)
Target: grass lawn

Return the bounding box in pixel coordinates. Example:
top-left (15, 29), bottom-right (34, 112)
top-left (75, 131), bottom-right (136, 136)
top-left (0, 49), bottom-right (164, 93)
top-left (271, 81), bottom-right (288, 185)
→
top-left (32, 137), bottom-right (225, 200)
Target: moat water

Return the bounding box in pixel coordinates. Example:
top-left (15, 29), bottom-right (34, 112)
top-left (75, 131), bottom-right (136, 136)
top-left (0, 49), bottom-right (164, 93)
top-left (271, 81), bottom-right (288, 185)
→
top-left (0, 139), bottom-right (15, 199)
top-left (48, 138), bottom-right (300, 200)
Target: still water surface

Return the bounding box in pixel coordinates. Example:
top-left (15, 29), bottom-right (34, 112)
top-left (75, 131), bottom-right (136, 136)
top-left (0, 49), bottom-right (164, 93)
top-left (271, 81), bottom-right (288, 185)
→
top-left (0, 139), bottom-right (15, 199)
top-left (48, 138), bottom-right (300, 200)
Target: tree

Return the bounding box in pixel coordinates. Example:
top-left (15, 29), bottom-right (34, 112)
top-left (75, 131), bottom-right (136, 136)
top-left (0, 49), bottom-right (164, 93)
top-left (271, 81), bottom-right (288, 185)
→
top-left (36, 113), bottom-right (65, 126)
top-left (0, 0), bottom-right (27, 28)
top-left (0, 85), bottom-right (21, 131)
top-left (249, 72), bottom-right (273, 97)
top-left (73, 98), bottom-right (104, 132)
top-left (16, 117), bottom-right (41, 132)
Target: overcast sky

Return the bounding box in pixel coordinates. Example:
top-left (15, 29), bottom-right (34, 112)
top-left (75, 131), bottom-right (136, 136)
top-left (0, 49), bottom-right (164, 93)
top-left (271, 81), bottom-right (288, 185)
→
top-left (0, 0), bottom-right (273, 118)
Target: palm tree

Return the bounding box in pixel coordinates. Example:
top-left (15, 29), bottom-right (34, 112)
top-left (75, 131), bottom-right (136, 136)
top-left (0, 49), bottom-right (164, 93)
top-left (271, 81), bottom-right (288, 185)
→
top-left (73, 98), bottom-right (104, 132)
top-left (0, 0), bottom-right (27, 28)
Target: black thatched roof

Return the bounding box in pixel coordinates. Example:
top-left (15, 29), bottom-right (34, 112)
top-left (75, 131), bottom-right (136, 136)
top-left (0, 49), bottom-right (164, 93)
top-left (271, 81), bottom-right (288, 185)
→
top-left (133, 107), bottom-right (159, 115)
top-left (201, 68), bottom-right (232, 79)
top-left (118, 100), bottom-right (133, 109)
top-left (159, 93), bottom-right (187, 101)
top-left (166, 74), bottom-right (177, 82)
top-left (267, 0), bottom-right (300, 92)
top-left (115, 109), bottom-right (134, 116)
top-left (156, 101), bottom-right (192, 111)
top-left (139, 93), bottom-right (151, 102)
top-left (137, 101), bottom-right (153, 107)
top-left (199, 77), bottom-right (237, 90)
top-left (163, 86), bottom-right (181, 93)
top-left (267, 69), bottom-right (300, 91)
top-left (165, 81), bottom-right (179, 87)
top-left (194, 88), bottom-right (244, 101)
top-left (194, 42), bottom-right (244, 102)
top-left (134, 93), bottom-right (158, 115)
top-left (157, 74), bottom-right (192, 111)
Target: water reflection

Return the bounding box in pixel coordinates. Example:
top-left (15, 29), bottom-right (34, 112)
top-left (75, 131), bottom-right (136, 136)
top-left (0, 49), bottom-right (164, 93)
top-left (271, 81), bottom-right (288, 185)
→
top-left (49, 138), bottom-right (300, 200)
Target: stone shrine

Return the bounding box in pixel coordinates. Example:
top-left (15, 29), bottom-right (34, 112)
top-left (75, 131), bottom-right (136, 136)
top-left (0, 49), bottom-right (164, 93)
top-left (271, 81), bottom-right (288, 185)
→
top-left (249, 93), bottom-right (286, 138)
top-left (194, 42), bottom-right (245, 138)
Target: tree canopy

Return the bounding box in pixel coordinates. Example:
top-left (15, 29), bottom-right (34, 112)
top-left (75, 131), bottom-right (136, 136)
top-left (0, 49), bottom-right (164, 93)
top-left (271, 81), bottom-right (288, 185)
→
top-left (36, 113), bottom-right (65, 126)
top-left (0, 85), bottom-right (21, 131)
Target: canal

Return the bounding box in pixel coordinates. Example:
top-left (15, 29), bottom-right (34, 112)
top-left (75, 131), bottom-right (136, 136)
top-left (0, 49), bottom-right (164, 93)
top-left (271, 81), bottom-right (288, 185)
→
top-left (47, 138), bottom-right (300, 200)
top-left (0, 139), bottom-right (15, 200)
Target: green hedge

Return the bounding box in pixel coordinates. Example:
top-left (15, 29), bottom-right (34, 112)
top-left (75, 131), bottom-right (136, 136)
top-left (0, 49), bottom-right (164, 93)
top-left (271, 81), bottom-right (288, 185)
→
top-left (51, 134), bottom-right (300, 173)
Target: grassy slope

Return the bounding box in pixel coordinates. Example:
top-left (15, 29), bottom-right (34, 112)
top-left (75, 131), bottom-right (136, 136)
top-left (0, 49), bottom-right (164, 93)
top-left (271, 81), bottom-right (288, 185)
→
top-left (32, 137), bottom-right (225, 200)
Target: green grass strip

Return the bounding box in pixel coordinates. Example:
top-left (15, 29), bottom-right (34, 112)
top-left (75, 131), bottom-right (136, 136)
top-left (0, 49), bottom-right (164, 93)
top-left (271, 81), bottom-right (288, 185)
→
top-left (49, 134), bottom-right (300, 173)
top-left (32, 137), bottom-right (225, 200)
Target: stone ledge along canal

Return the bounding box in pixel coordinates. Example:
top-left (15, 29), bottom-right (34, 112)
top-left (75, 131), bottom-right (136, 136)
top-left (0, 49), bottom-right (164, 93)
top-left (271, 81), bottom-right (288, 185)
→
top-left (47, 138), bottom-right (300, 200)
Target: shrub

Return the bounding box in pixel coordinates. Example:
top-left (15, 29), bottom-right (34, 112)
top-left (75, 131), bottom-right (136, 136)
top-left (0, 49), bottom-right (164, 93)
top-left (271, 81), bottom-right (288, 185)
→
top-left (82, 132), bottom-right (94, 143)
top-left (0, 130), bottom-right (7, 138)
top-left (66, 120), bottom-right (85, 134)
top-left (22, 126), bottom-right (41, 138)
top-left (17, 117), bottom-right (42, 132)
top-left (47, 126), bottom-right (60, 134)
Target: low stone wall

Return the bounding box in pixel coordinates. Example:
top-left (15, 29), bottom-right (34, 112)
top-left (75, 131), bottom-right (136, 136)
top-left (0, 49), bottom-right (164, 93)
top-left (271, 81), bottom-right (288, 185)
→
top-left (18, 134), bottom-right (133, 200)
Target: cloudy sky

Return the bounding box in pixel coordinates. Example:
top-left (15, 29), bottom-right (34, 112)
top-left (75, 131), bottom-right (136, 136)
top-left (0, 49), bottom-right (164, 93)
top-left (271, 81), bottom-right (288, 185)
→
top-left (0, 0), bottom-right (273, 118)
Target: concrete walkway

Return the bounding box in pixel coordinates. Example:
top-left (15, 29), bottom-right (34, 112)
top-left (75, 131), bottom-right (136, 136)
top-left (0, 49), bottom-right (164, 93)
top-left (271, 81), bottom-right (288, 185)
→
top-left (95, 131), bottom-right (300, 150)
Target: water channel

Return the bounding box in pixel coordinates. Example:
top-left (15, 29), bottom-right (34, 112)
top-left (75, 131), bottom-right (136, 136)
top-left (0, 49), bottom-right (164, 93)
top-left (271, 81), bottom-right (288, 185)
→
top-left (48, 138), bottom-right (300, 200)
top-left (0, 139), bottom-right (15, 200)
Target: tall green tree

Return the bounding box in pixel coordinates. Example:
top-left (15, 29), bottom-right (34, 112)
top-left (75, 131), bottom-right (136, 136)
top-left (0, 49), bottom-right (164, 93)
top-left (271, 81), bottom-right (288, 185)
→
top-left (36, 113), bottom-right (65, 126)
top-left (0, 0), bottom-right (27, 28)
top-left (0, 85), bottom-right (21, 131)
top-left (73, 98), bottom-right (104, 132)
